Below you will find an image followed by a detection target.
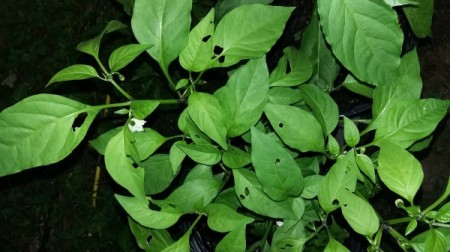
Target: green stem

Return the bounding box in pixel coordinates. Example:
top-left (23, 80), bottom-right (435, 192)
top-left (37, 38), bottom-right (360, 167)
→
top-left (193, 71), bottom-right (205, 86)
top-left (383, 224), bottom-right (410, 251)
top-left (166, 135), bottom-right (184, 141)
top-left (423, 178), bottom-right (450, 215)
top-left (432, 222), bottom-right (450, 228)
top-left (385, 217), bottom-right (412, 226)
top-left (92, 101), bottom-right (132, 110)
top-left (158, 99), bottom-right (180, 105)
top-left (109, 78), bottom-right (134, 100)
top-left (258, 220), bottom-right (273, 250)
top-left (160, 63), bottom-right (182, 97)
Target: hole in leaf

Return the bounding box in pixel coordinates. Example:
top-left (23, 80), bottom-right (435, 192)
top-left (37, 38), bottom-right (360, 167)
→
top-left (239, 194), bottom-right (245, 200)
top-left (148, 200), bottom-right (161, 211)
top-left (211, 55), bottom-right (216, 60)
top-left (275, 158), bottom-right (281, 165)
top-left (332, 199), bottom-right (339, 206)
top-left (244, 187), bottom-right (249, 196)
top-left (285, 62), bottom-right (292, 74)
top-left (202, 35), bottom-right (211, 42)
top-left (343, 203), bottom-right (348, 208)
top-left (195, 134), bottom-right (200, 139)
top-left (168, 203), bottom-right (176, 208)
top-left (146, 235), bottom-right (153, 245)
top-left (218, 55), bottom-right (225, 63)
top-left (278, 122), bottom-right (284, 128)
top-left (72, 112), bottom-right (87, 131)
top-left (213, 45), bottom-right (223, 55)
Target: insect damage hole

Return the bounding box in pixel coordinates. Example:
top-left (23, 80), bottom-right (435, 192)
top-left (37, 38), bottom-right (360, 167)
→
top-left (72, 112), bottom-right (87, 131)
top-left (278, 122), bottom-right (284, 128)
top-left (274, 158), bottom-right (281, 165)
top-left (213, 45), bottom-right (223, 55)
top-left (146, 235), bottom-right (153, 245)
top-left (202, 35), bottom-right (211, 42)
top-left (148, 200), bottom-right (161, 211)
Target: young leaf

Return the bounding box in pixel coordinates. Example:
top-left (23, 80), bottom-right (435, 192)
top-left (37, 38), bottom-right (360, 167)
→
top-left (268, 87), bottom-right (303, 105)
top-left (299, 7), bottom-right (340, 91)
top-left (90, 127), bottom-right (123, 155)
top-left (169, 141), bottom-right (186, 175)
top-left (46, 64), bottom-right (99, 86)
top-left (176, 142), bottom-right (222, 166)
top-left (206, 203), bottom-right (254, 232)
top-left (233, 169), bottom-right (301, 220)
top-left (377, 141), bottom-right (423, 203)
top-left (264, 103), bottom-right (325, 153)
top-left (251, 127), bottom-right (304, 201)
top-left (105, 131), bottom-right (145, 198)
top-left (128, 217), bottom-right (175, 251)
top-left (222, 145), bottom-right (251, 169)
top-left (424, 229), bottom-right (447, 252)
top-left (0, 94), bottom-right (101, 176)
top-left (179, 8), bottom-right (215, 72)
top-left (301, 175), bottom-right (323, 199)
top-left (355, 154), bottom-right (376, 183)
top-left (299, 84), bottom-right (339, 135)
top-left (131, 0), bottom-right (192, 69)
top-left (108, 44), bottom-right (153, 72)
top-left (216, 56), bottom-right (270, 137)
top-left (116, 195), bottom-right (182, 230)
top-left (342, 74), bottom-right (374, 98)
top-left (343, 116), bottom-right (360, 147)
top-left (211, 4), bottom-right (294, 68)
top-left (269, 47), bottom-right (312, 87)
top-left (131, 100), bottom-right (160, 119)
top-left (142, 154), bottom-right (174, 195)
top-left (403, 0), bottom-right (433, 38)
top-left (318, 0), bottom-right (403, 85)
top-left (373, 99), bottom-right (449, 148)
top-left (215, 226), bottom-right (246, 252)
top-left (436, 202), bottom-right (450, 223)
top-left (327, 135), bottom-right (340, 157)
top-left (188, 92), bottom-right (228, 149)
top-left (339, 190), bottom-right (379, 237)
top-left (134, 128), bottom-right (167, 160)
top-left (405, 219), bottom-right (418, 236)
top-left (324, 238), bottom-right (350, 252)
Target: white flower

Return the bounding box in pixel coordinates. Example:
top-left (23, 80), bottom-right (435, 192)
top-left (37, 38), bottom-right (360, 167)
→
top-left (128, 118), bottom-right (146, 132)
top-left (275, 220), bottom-right (284, 227)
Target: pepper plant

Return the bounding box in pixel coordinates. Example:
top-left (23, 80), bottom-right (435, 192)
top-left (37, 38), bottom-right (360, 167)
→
top-left (1, 0), bottom-right (449, 251)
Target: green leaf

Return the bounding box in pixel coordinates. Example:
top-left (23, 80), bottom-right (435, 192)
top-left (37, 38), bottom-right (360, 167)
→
top-left (318, 0), bottom-right (403, 85)
top-left (299, 7), bottom-right (340, 91)
top-left (339, 190), bottom-right (379, 237)
top-left (0, 94), bottom-right (101, 176)
top-left (131, 100), bottom-right (160, 120)
top-left (269, 46), bottom-right (312, 87)
top-left (343, 116), bottom-right (360, 147)
top-left (222, 145), bottom-right (251, 169)
top-left (188, 92), bottom-right (228, 149)
top-left (215, 0), bottom-right (273, 21)
top-left (377, 141), bottom-right (423, 203)
top-left (47, 64), bottom-right (99, 86)
top-left (318, 150), bottom-right (358, 213)
top-left (90, 127), bottom-right (123, 155)
top-left (76, 20), bottom-right (127, 60)
top-left (169, 141), bottom-right (186, 175)
top-left (116, 195), bottom-right (182, 229)
top-left (342, 74), bottom-right (374, 98)
top-left (128, 217), bottom-right (174, 251)
top-left (178, 109), bottom-right (212, 145)
top-left (268, 87), bottom-right (303, 105)
top-left (216, 56), bottom-right (270, 137)
top-left (299, 84), bottom-right (339, 135)
top-left (384, 0), bottom-right (418, 7)
top-left (131, 0), bottom-right (192, 69)
top-left (436, 202), bottom-right (450, 223)
top-left (167, 165), bottom-right (221, 213)
top-left (176, 142), bottom-right (222, 166)
top-left (179, 8), bottom-right (215, 72)
top-left (109, 44), bottom-right (153, 72)
top-left (327, 135), bottom-right (340, 157)
top-left (411, 228), bottom-right (450, 252)
top-left (206, 203), bottom-right (254, 232)
top-left (324, 238), bottom-right (350, 252)
top-left (175, 79), bottom-right (189, 90)
top-left (134, 128), bottom-right (167, 160)
top-left (425, 229), bottom-right (447, 252)
top-left (373, 99), bottom-right (449, 148)
top-left (301, 175), bottom-right (324, 199)
top-left (161, 228), bottom-right (191, 252)
top-left (355, 154), bottom-right (376, 183)
top-left (105, 131), bottom-right (145, 197)
top-left (233, 169), bottom-right (302, 219)
top-left (142, 154), bottom-right (174, 195)
top-left (264, 103), bottom-right (325, 152)
top-left (271, 220), bottom-right (307, 251)
top-left (403, 0), bottom-right (433, 38)
top-left (211, 4), bottom-right (294, 68)
top-left (408, 135), bottom-right (433, 152)
top-left (406, 219), bottom-right (418, 236)
top-left (251, 127), bottom-right (304, 201)
top-left (215, 226), bottom-right (247, 252)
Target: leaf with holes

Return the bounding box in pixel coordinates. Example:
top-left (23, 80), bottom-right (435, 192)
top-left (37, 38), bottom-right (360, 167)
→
top-left (216, 56), bottom-right (270, 137)
top-left (206, 203), bottom-right (254, 232)
top-left (318, 150), bottom-right (358, 213)
top-left (176, 142), bottom-right (222, 166)
top-left (116, 195), bottom-right (182, 230)
top-left (377, 141), bottom-right (423, 203)
top-left (0, 94), bottom-right (101, 176)
top-left (222, 145), bottom-right (251, 169)
top-left (105, 130), bottom-right (145, 198)
top-left (132, 0), bottom-right (192, 69)
top-left (300, 7), bottom-right (340, 91)
top-left (131, 100), bottom-right (160, 120)
top-left (265, 103), bottom-right (324, 153)
top-left (128, 217), bottom-right (174, 251)
top-left (142, 154), bottom-right (174, 195)
top-left (318, 0), bottom-right (403, 85)
top-left (269, 47), bottom-right (312, 87)
top-left (46, 64), bottom-right (99, 86)
top-left (339, 190), bottom-right (379, 237)
top-left (179, 8), bottom-right (215, 72)
top-left (373, 99), bottom-right (449, 148)
top-left (188, 92), bottom-right (228, 149)
top-left (251, 127), bottom-right (304, 201)
top-left (109, 44), bottom-right (153, 72)
top-left (299, 84), bottom-right (339, 136)
top-left (210, 4), bottom-right (294, 68)
top-left (271, 219), bottom-right (307, 251)
top-left (233, 169), bottom-right (302, 220)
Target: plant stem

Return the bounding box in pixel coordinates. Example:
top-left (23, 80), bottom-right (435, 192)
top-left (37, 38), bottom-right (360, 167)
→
top-left (383, 224), bottom-right (411, 251)
top-left (160, 63), bottom-right (182, 97)
top-left (432, 222), bottom-right (450, 228)
top-left (93, 101), bottom-right (132, 110)
top-left (258, 220), bottom-right (273, 250)
top-left (109, 78), bottom-right (134, 100)
top-left (385, 217), bottom-right (412, 225)
top-left (423, 177), bottom-right (450, 215)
